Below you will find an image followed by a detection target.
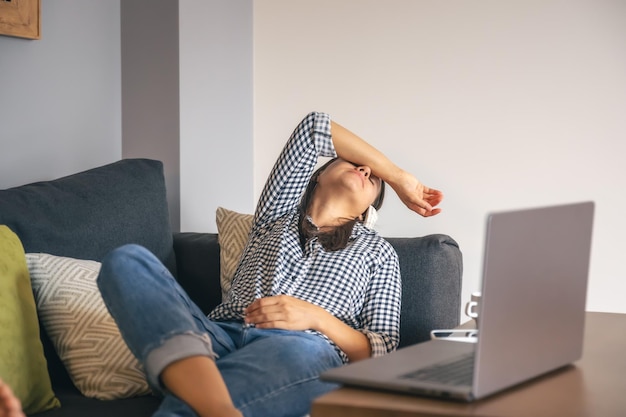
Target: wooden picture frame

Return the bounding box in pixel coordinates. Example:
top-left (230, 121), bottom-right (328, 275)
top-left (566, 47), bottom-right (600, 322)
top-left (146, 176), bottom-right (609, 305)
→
top-left (0, 0), bottom-right (41, 40)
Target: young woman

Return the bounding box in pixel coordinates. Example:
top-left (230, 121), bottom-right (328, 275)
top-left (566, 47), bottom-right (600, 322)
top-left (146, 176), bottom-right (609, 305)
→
top-left (97, 112), bottom-right (443, 417)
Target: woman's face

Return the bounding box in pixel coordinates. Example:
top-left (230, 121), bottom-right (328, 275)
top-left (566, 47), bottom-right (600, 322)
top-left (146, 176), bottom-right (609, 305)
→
top-left (317, 158), bottom-right (383, 215)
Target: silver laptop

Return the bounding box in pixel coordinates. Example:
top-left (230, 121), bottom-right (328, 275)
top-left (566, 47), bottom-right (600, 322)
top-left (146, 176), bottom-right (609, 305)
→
top-left (321, 201), bottom-right (595, 401)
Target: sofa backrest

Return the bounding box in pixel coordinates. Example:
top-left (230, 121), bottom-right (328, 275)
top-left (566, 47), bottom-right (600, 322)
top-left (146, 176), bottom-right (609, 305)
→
top-left (387, 235), bottom-right (462, 347)
top-left (172, 232), bottom-right (463, 349)
top-left (0, 158), bottom-right (176, 274)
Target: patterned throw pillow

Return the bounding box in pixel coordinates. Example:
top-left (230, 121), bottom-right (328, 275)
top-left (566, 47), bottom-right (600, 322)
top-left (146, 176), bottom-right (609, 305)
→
top-left (216, 207), bottom-right (253, 301)
top-left (25, 253), bottom-right (152, 400)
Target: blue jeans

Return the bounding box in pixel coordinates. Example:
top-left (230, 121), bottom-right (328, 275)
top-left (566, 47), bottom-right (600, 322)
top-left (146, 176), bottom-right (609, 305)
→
top-left (97, 244), bottom-right (342, 417)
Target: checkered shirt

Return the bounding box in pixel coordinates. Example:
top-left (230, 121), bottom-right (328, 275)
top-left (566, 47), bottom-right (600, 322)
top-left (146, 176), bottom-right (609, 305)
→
top-left (209, 112), bottom-right (401, 362)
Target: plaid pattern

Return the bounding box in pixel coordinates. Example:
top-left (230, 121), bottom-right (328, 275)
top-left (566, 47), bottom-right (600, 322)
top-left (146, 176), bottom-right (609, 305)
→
top-left (209, 112), bottom-right (401, 361)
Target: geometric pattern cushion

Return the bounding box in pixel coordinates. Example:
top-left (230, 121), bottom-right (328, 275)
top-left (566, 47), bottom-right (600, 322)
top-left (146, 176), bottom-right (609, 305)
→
top-left (0, 226), bottom-right (60, 414)
top-left (25, 253), bottom-right (152, 400)
top-left (216, 207), bottom-right (253, 302)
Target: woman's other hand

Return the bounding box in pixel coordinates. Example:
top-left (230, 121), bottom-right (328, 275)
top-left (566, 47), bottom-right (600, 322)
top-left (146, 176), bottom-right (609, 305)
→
top-left (244, 295), bottom-right (372, 361)
top-left (244, 295), bottom-right (324, 331)
top-left (391, 170), bottom-right (443, 217)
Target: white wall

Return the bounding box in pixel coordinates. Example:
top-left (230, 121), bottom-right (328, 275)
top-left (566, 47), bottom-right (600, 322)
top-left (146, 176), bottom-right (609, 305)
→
top-left (1, 1), bottom-right (254, 234)
top-left (0, 1), bottom-right (121, 188)
top-left (122, 0), bottom-right (253, 233)
top-left (121, 0), bottom-right (181, 231)
top-left (179, 0), bottom-right (254, 232)
top-left (254, 0), bottom-right (626, 313)
top-left (2, 1), bottom-right (623, 315)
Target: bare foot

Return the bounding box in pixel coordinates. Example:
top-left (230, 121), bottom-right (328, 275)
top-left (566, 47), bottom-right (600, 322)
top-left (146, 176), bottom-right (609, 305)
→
top-left (160, 356), bottom-right (242, 417)
top-left (0, 379), bottom-right (25, 417)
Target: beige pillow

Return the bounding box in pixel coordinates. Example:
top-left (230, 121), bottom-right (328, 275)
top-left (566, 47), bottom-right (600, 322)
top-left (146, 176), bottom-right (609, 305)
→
top-left (25, 253), bottom-right (152, 400)
top-left (216, 207), bottom-right (253, 301)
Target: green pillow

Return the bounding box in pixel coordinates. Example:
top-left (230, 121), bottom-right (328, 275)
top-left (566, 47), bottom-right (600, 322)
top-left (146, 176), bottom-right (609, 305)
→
top-left (0, 225), bottom-right (60, 414)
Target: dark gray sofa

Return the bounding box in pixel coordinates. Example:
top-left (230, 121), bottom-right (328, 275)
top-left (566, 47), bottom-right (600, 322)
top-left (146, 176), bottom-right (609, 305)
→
top-left (0, 158), bottom-right (462, 417)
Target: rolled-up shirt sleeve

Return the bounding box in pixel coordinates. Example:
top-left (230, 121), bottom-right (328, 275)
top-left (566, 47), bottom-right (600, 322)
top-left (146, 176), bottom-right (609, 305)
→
top-left (357, 246), bottom-right (402, 358)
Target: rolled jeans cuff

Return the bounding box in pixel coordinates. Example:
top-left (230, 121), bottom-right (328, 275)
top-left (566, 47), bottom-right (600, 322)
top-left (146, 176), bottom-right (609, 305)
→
top-left (144, 331), bottom-right (217, 392)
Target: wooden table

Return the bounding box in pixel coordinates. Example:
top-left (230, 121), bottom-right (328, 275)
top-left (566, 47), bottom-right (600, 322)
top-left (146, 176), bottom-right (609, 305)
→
top-left (311, 312), bottom-right (625, 417)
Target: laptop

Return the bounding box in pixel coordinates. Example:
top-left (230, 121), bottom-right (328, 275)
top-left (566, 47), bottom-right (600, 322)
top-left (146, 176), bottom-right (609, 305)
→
top-left (321, 201), bottom-right (595, 401)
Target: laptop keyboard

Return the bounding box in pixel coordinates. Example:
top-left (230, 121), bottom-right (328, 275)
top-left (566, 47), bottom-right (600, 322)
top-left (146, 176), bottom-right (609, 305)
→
top-left (401, 353), bottom-right (475, 386)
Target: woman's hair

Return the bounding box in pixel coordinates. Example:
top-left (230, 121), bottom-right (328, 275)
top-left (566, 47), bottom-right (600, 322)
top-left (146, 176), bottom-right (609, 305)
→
top-left (298, 158), bottom-right (386, 251)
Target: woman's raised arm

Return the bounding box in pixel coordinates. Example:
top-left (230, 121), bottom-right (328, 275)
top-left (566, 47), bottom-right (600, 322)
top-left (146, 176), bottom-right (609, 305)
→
top-left (330, 121), bottom-right (443, 217)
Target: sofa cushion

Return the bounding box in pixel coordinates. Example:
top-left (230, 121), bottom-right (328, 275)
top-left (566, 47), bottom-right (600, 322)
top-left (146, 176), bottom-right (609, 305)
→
top-left (0, 226), bottom-right (60, 415)
top-left (29, 389), bottom-right (161, 417)
top-left (215, 207), bottom-right (253, 301)
top-left (0, 158), bottom-right (176, 274)
top-left (26, 253), bottom-right (151, 400)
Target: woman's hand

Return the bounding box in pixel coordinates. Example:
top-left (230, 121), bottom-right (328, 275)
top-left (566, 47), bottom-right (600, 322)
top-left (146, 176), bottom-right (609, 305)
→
top-left (391, 170), bottom-right (443, 217)
top-left (244, 295), bottom-right (372, 361)
top-left (244, 295), bottom-right (324, 331)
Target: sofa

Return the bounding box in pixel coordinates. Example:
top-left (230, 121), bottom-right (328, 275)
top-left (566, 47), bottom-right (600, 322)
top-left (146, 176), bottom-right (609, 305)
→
top-left (0, 158), bottom-right (462, 417)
